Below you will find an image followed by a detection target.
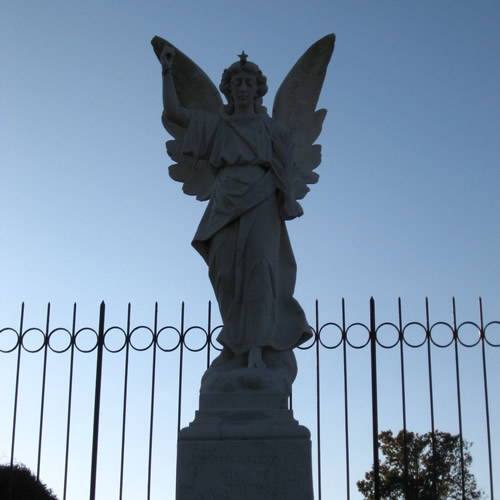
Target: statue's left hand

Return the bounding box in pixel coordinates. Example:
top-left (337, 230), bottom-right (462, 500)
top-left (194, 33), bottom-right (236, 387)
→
top-left (281, 196), bottom-right (304, 220)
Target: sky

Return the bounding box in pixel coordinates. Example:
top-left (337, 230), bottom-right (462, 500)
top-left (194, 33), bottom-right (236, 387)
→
top-left (1, 0), bottom-right (499, 499)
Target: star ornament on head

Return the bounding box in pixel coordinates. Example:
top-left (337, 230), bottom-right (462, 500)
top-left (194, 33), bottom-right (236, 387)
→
top-left (238, 50), bottom-right (248, 65)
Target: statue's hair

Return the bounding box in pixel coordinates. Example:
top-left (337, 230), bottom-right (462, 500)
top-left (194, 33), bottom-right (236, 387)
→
top-left (219, 60), bottom-right (268, 115)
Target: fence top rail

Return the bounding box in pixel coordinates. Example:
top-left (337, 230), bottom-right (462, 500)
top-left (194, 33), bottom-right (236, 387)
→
top-left (1, 299), bottom-right (499, 354)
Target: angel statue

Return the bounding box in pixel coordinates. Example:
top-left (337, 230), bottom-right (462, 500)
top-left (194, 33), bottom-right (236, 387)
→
top-left (152, 35), bottom-right (334, 396)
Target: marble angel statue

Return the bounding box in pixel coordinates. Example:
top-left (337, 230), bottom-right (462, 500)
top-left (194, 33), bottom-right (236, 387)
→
top-left (152, 35), bottom-right (334, 375)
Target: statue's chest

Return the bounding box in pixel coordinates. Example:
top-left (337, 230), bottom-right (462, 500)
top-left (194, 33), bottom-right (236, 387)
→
top-left (216, 119), bottom-right (272, 164)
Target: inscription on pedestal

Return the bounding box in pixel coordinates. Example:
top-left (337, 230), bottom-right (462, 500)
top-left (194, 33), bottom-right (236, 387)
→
top-left (177, 439), bottom-right (314, 500)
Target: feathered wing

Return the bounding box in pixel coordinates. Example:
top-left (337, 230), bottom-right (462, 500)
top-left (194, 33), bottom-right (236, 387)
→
top-left (272, 34), bottom-right (335, 200)
top-left (151, 36), bottom-right (223, 201)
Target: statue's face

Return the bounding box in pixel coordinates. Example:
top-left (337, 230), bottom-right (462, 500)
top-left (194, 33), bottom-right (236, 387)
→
top-left (230, 71), bottom-right (258, 108)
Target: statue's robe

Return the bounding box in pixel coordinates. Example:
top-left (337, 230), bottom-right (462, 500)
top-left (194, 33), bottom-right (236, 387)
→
top-left (183, 110), bottom-right (311, 353)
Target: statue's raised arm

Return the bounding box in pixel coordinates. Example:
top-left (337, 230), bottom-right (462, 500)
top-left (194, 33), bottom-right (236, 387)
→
top-left (152, 36), bottom-right (223, 201)
top-left (159, 44), bottom-right (190, 128)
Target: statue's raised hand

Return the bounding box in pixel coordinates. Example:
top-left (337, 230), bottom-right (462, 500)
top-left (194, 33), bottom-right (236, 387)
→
top-left (160, 44), bottom-right (175, 71)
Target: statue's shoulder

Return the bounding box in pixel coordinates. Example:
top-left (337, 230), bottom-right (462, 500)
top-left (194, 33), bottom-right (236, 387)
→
top-left (264, 115), bottom-right (291, 142)
top-left (259, 113), bottom-right (286, 133)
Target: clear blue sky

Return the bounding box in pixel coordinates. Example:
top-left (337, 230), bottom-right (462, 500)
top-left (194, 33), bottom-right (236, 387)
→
top-left (1, 1), bottom-right (499, 498)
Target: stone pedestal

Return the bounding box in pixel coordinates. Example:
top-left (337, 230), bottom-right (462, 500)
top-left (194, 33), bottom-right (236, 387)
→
top-left (176, 436), bottom-right (313, 500)
top-left (176, 351), bottom-right (314, 499)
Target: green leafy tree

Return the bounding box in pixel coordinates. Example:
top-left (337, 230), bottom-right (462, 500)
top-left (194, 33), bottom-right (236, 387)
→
top-left (357, 430), bottom-right (484, 499)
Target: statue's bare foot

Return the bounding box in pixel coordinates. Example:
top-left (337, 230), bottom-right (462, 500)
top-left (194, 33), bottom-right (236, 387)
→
top-left (248, 346), bottom-right (266, 369)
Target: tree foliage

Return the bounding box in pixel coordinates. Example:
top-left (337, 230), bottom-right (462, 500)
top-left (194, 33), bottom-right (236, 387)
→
top-left (0, 464), bottom-right (58, 500)
top-left (357, 429), bottom-right (484, 499)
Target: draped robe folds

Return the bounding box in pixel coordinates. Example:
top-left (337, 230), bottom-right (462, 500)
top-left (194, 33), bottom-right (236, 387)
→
top-left (182, 110), bottom-right (311, 353)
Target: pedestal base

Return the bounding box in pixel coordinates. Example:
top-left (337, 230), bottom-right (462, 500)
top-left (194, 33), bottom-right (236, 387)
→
top-left (176, 350), bottom-right (313, 499)
top-left (176, 437), bottom-right (314, 500)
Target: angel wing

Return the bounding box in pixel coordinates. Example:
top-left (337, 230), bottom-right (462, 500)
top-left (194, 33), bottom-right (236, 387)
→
top-left (151, 36), bottom-right (222, 201)
top-left (272, 34), bottom-right (335, 200)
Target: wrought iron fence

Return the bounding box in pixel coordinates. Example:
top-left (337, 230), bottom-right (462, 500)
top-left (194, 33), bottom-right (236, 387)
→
top-left (0, 298), bottom-right (498, 500)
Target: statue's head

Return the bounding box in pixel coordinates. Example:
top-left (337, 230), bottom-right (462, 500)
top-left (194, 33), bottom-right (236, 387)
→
top-left (219, 52), bottom-right (268, 114)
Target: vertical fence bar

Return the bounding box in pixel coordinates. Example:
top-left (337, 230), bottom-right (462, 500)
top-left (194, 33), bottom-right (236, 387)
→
top-left (206, 301), bottom-right (212, 370)
top-left (315, 300), bottom-right (322, 500)
top-left (37, 303), bottom-right (51, 480)
top-left (370, 297), bottom-right (380, 500)
top-left (479, 298), bottom-right (495, 500)
top-left (342, 298), bottom-right (351, 500)
top-left (119, 304), bottom-right (132, 500)
top-left (10, 302), bottom-right (25, 466)
top-left (147, 303), bottom-right (159, 500)
top-left (63, 303), bottom-right (77, 500)
top-left (425, 298), bottom-right (438, 499)
top-left (89, 301), bottom-right (105, 500)
top-left (452, 298), bottom-right (466, 498)
top-left (177, 302), bottom-right (185, 435)
top-left (398, 298), bottom-right (409, 499)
